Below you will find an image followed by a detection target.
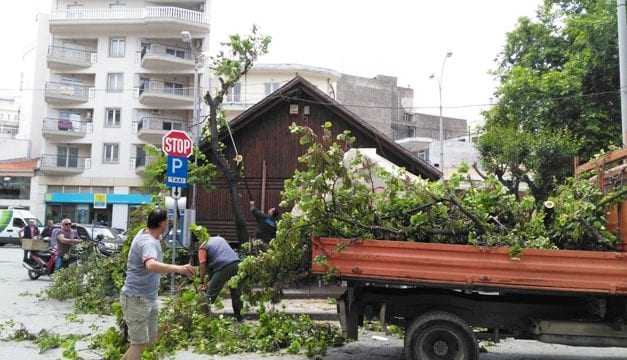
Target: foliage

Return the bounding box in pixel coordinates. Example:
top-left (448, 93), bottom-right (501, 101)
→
top-left (46, 205), bottom-right (154, 315)
top-left (200, 25), bottom-right (272, 245)
top-left (3, 324), bottom-right (85, 357)
top-left (477, 124), bottom-right (580, 202)
top-left (481, 0), bottom-right (620, 196)
top-left (90, 288), bottom-right (344, 359)
top-left (233, 123), bottom-right (626, 300)
top-left (142, 145), bottom-right (218, 195)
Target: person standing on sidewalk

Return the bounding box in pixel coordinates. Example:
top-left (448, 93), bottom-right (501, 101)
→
top-left (120, 209), bottom-right (195, 360)
top-left (198, 235), bottom-right (243, 322)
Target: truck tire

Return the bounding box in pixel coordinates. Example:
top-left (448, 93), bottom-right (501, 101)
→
top-left (404, 311), bottom-right (478, 360)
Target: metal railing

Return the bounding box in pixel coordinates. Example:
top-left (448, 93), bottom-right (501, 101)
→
top-left (141, 43), bottom-right (192, 61)
top-left (135, 117), bottom-right (186, 132)
top-left (41, 154), bottom-right (88, 170)
top-left (131, 155), bottom-right (156, 169)
top-left (51, 7), bottom-right (209, 26)
top-left (0, 125), bottom-right (18, 137)
top-left (139, 81), bottom-right (193, 98)
top-left (48, 45), bottom-right (95, 65)
top-left (45, 82), bottom-right (92, 101)
top-left (42, 117), bottom-right (89, 135)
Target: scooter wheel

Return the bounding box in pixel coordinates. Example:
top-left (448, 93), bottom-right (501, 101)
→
top-left (28, 270), bottom-right (40, 280)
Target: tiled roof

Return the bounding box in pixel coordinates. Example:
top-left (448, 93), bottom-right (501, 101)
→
top-left (0, 159), bottom-right (38, 173)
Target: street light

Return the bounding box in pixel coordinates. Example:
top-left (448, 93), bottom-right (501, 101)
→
top-left (429, 51), bottom-right (453, 173)
top-left (181, 31), bottom-right (203, 213)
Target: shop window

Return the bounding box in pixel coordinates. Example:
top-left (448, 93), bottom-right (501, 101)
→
top-left (0, 176), bottom-right (31, 200)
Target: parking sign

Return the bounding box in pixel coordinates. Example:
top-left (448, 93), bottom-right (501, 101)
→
top-left (165, 156), bottom-right (188, 188)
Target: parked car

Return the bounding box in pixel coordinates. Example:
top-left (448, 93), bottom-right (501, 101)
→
top-left (0, 209), bottom-right (43, 246)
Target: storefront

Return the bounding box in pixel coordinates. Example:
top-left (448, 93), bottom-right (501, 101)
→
top-left (45, 192), bottom-right (152, 229)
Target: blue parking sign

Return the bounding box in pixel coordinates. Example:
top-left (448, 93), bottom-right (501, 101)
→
top-left (166, 156), bottom-right (188, 188)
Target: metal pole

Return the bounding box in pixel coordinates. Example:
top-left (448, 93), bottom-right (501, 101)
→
top-left (191, 59), bottom-right (199, 211)
top-left (171, 187), bottom-right (179, 296)
top-left (439, 81), bottom-right (444, 170)
top-left (618, 0), bottom-right (627, 147)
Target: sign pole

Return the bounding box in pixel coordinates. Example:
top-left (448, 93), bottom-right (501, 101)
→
top-left (171, 187), bottom-right (180, 296)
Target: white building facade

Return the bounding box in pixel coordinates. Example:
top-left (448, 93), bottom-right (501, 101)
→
top-left (23, 0), bottom-right (211, 229)
top-left (221, 64), bottom-right (340, 121)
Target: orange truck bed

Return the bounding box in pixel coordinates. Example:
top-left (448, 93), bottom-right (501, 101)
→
top-left (311, 237), bottom-right (627, 295)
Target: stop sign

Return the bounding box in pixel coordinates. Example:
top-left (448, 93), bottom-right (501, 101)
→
top-left (162, 130), bottom-right (193, 158)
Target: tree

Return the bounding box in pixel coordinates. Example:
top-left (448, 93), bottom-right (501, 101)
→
top-left (481, 0), bottom-right (621, 196)
top-left (477, 124), bottom-right (579, 202)
top-left (200, 27), bottom-right (271, 245)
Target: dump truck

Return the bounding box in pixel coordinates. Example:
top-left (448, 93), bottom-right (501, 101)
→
top-left (311, 149), bottom-right (627, 360)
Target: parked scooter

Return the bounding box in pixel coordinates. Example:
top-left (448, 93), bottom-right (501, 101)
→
top-left (23, 247), bottom-right (80, 280)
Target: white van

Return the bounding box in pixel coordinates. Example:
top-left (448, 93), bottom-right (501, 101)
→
top-left (0, 209), bottom-right (43, 246)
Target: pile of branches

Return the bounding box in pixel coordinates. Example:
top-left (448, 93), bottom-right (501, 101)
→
top-left (233, 123), bottom-right (627, 302)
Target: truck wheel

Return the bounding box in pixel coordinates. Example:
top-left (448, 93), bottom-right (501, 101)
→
top-left (28, 270), bottom-right (40, 280)
top-left (405, 311), bottom-right (478, 360)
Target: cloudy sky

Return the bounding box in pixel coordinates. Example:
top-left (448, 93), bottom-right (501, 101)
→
top-left (0, 1), bottom-right (541, 126)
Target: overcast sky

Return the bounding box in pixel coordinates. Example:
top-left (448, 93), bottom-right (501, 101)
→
top-left (0, 1), bottom-right (541, 126)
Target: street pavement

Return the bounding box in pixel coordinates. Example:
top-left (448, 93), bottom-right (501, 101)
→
top-left (2, 246), bottom-right (627, 359)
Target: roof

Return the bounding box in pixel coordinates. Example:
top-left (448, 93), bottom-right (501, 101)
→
top-left (228, 76), bottom-right (442, 180)
top-left (0, 158), bottom-right (37, 175)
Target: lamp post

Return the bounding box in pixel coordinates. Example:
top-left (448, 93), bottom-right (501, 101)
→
top-left (181, 31), bottom-right (203, 213)
top-left (429, 51), bottom-right (453, 172)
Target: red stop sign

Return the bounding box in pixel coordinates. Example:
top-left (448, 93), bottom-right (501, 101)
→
top-left (162, 130), bottom-right (193, 158)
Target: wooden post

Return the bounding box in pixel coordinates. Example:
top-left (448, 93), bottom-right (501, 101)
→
top-left (261, 160), bottom-right (267, 211)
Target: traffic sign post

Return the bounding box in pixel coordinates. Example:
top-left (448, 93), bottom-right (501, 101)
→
top-left (162, 130), bottom-right (193, 296)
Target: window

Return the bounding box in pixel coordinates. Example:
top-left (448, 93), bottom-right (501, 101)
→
top-left (264, 82), bottom-right (281, 96)
top-left (109, 38), bottom-right (126, 57)
top-left (404, 113), bottom-right (413, 122)
top-left (166, 47), bottom-right (187, 59)
top-left (0, 176), bottom-right (30, 200)
top-left (103, 143), bottom-right (119, 163)
top-left (105, 108), bottom-right (121, 127)
top-left (417, 150), bottom-right (429, 162)
top-left (164, 82), bottom-right (184, 96)
top-left (57, 145), bottom-right (79, 168)
top-left (226, 83), bottom-right (241, 103)
top-left (392, 124), bottom-right (416, 140)
top-left (13, 218), bottom-right (25, 228)
top-left (107, 73), bottom-right (123, 93)
top-left (162, 120), bottom-right (183, 131)
top-left (47, 185), bottom-right (64, 193)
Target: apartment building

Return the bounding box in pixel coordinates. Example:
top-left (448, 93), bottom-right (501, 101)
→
top-left (22, 0), bottom-right (211, 229)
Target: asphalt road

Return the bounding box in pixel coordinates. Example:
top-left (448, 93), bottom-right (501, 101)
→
top-left (2, 246), bottom-right (627, 359)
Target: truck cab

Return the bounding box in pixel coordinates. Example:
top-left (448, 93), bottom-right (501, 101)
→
top-left (0, 209), bottom-right (43, 246)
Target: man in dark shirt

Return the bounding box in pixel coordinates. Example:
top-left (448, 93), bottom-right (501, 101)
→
top-left (198, 236), bottom-right (243, 321)
top-left (249, 201), bottom-right (279, 243)
top-left (41, 220), bottom-right (55, 239)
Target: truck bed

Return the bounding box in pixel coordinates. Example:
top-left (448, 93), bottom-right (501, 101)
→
top-left (311, 237), bottom-right (627, 295)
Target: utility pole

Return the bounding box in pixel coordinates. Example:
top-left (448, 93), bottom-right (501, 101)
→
top-left (619, 0), bottom-right (627, 146)
top-left (430, 51), bottom-right (453, 171)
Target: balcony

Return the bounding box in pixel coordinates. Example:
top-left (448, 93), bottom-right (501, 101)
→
top-left (131, 155), bottom-right (155, 175)
top-left (45, 82), bottom-right (91, 105)
top-left (0, 125), bottom-right (18, 138)
top-left (50, 7), bottom-right (210, 35)
top-left (139, 81), bottom-right (194, 107)
top-left (141, 44), bottom-right (194, 71)
top-left (40, 154), bottom-right (89, 175)
top-left (42, 117), bottom-right (89, 140)
top-left (136, 117), bottom-right (186, 143)
top-left (47, 46), bottom-right (95, 70)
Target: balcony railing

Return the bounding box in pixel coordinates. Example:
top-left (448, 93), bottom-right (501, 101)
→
top-left (45, 82), bottom-right (92, 103)
top-left (41, 154), bottom-right (89, 171)
top-left (48, 45), bottom-right (95, 66)
top-left (51, 7), bottom-right (209, 26)
top-left (0, 125), bottom-right (18, 138)
top-left (139, 81), bottom-right (193, 98)
top-left (42, 117), bottom-right (89, 137)
top-left (136, 117), bottom-right (185, 132)
top-left (141, 44), bottom-right (192, 61)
